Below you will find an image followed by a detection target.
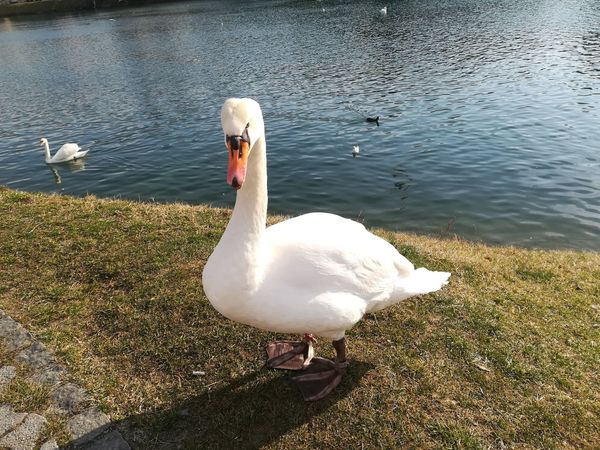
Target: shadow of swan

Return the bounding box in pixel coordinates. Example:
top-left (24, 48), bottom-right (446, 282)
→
top-left (66, 361), bottom-right (373, 449)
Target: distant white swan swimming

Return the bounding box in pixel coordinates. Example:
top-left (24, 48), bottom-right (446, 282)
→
top-left (352, 145), bottom-right (360, 157)
top-left (40, 138), bottom-right (88, 164)
top-left (380, 6), bottom-right (388, 15)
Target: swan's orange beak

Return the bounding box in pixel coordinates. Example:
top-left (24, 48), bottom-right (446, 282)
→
top-left (227, 138), bottom-right (249, 190)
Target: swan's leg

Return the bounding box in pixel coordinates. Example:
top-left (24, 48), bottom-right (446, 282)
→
top-left (292, 337), bottom-right (348, 401)
top-left (266, 333), bottom-right (315, 370)
top-left (333, 337), bottom-right (347, 364)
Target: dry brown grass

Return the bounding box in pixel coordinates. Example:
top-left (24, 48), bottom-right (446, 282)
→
top-left (1, 187), bottom-right (599, 449)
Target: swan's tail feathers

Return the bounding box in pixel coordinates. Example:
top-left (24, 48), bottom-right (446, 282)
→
top-left (74, 150), bottom-right (89, 159)
top-left (396, 267), bottom-right (450, 300)
top-left (366, 268), bottom-right (450, 313)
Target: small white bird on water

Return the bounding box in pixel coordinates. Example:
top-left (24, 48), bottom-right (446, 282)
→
top-left (352, 145), bottom-right (360, 157)
top-left (380, 6), bottom-right (388, 15)
top-left (39, 138), bottom-right (89, 164)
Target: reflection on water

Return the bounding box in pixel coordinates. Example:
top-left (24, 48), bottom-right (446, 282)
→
top-left (580, 31), bottom-right (600, 80)
top-left (48, 158), bottom-right (87, 184)
top-left (0, 0), bottom-right (599, 251)
top-left (0, 18), bottom-right (15, 33)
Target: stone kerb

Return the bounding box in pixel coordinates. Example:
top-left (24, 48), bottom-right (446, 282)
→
top-left (0, 310), bottom-right (130, 449)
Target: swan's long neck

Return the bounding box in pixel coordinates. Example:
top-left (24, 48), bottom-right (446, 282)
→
top-left (219, 135), bottom-right (268, 289)
top-left (230, 136), bottom-right (267, 238)
top-left (43, 141), bottom-right (51, 162)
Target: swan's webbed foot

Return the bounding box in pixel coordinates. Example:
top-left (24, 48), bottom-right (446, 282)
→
top-left (292, 337), bottom-right (348, 401)
top-left (266, 334), bottom-right (315, 370)
top-left (292, 357), bottom-right (348, 401)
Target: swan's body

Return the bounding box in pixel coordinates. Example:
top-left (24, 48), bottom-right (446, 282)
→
top-left (40, 138), bottom-right (88, 164)
top-left (207, 210), bottom-right (447, 340)
top-left (352, 145), bottom-right (360, 157)
top-left (202, 98), bottom-right (449, 399)
top-left (380, 6), bottom-right (388, 15)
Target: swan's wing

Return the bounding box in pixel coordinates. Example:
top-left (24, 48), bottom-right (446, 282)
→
top-left (254, 213), bottom-right (448, 336)
top-left (263, 213), bottom-right (414, 301)
top-left (250, 213), bottom-right (418, 335)
top-left (53, 143), bottom-right (81, 161)
top-left (73, 149), bottom-right (89, 159)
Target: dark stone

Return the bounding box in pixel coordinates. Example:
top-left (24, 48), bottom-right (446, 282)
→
top-left (31, 363), bottom-right (67, 385)
top-left (80, 430), bottom-right (131, 450)
top-left (68, 408), bottom-right (110, 445)
top-left (52, 382), bottom-right (88, 414)
top-left (0, 314), bottom-right (34, 352)
top-left (15, 341), bottom-right (54, 369)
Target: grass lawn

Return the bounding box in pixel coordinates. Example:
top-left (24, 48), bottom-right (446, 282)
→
top-left (0, 186), bottom-right (598, 449)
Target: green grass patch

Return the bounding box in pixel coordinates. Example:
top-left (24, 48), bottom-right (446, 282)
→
top-left (0, 377), bottom-right (51, 412)
top-left (428, 420), bottom-right (483, 450)
top-left (515, 266), bottom-right (555, 282)
top-left (1, 188), bottom-right (599, 449)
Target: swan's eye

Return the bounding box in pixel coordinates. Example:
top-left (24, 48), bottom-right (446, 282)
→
top-left (226, 128), bottom-right (250, 146)
top-left (242, 126), bottom-right (250, 145)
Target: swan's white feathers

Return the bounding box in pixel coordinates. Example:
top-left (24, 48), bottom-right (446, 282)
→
top-left (54, 143), bottom-right (81, 161)
top-left (221, 98), bottom-right (264, 146)
top-left (264, 212), bottom-right (414, 298)
top-left (203, 98), bottom-right (450, 341)
top-left (262, 212), bottom-right (445, 321)
top-left (41, 139), bottom-right (88, 164)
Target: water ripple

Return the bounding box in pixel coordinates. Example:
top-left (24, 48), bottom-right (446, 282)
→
top-left (0, 0), bottom-right (599, 250)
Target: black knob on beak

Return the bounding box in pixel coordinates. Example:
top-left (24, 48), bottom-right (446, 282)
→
top-left (229, 136), bottom-right (240, 151)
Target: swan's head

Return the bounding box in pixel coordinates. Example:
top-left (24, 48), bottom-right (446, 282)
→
top-left (221, 98), bottom-right (264, 190)
top-left (39, 138), bottom-right (48, 147)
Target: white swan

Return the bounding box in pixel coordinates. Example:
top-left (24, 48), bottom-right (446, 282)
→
top-left (39, 138), bottom-right (88, 164)
top-left (380, 6), bottom-right (388, 15)
top-left (352, 145), bottom-right (360, 157)
top-left (202, 98), bottom-right (450, 401)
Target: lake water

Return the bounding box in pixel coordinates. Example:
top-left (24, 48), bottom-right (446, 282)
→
top-left (1, 0), bottom-right (599, 251)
